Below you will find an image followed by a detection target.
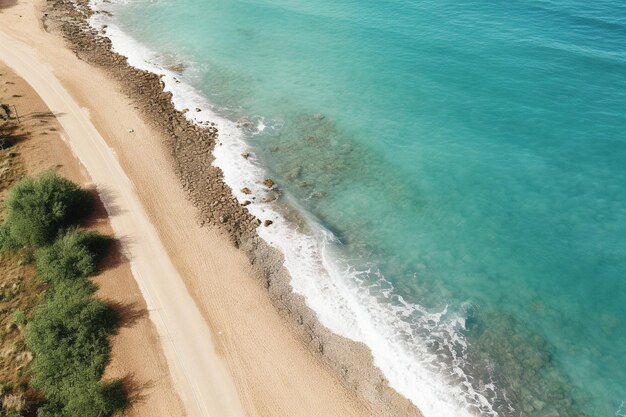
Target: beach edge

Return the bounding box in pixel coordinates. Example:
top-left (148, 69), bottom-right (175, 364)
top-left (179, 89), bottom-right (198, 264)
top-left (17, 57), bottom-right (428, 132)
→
top-left (42, 0), bottom-right (422, 415)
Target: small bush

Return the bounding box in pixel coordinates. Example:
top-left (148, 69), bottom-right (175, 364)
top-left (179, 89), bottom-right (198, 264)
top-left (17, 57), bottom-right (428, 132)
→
top-left (0, 224), bottom-right (18, 251)
top-left (47, 278), bottom-right (97, 300)
top-left (10, 310), bottom-right (27, 326)
top-left (36, 378), bottom-right (122, 417)
top-left (35, 229), bottom-right (110, 284)
top-left (0, 172), bottom-right (91, 248)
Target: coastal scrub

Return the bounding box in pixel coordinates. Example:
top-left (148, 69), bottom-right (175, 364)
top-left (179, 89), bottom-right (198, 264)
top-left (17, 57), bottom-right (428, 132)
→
top-left (35, 228), bottom-right (110, 284)
top-left (0, 173), bottom-right (125, 417)
top-left (0, 172), bottom-right (92, 249)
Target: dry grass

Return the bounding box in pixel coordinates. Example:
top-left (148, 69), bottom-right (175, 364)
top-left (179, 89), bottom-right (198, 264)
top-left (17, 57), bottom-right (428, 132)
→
top-left (0, 133), bottom-right (46, 416)
top-left (0, 117), bottom-right (25, 220)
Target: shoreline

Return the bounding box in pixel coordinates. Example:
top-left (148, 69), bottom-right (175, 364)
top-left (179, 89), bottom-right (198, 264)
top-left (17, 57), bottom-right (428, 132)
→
top-left (44, 0), bottom-right (422, 415)
top-left (0, 0), bottom-right (420, 416)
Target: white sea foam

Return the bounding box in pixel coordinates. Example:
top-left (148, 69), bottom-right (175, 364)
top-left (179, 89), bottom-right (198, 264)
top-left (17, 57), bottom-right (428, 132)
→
top-left (88, 3), bottom-right (502, 415)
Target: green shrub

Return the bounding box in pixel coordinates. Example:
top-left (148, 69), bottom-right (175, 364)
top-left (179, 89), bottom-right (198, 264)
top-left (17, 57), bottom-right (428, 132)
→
top-left (35, 229), bottom-right (110, 284)
top-left (47, 278), bottom-right (97, 299)
top-left (1, 172), bottom-right (127, 416)
top-left (11, 309), bottom-right (27, 326)
top-left (66, 379), bottom-right (126, 417)
top-left (0, 223), bottom-right (18, 251)
top-left (24, 278), bottom-right (126, 417)
top-left (0, 172), bottom-right (92, 248)
top-left (26, 282), bottom-right (117, 402)
top-left (35, 378), bottom-right (122, 417)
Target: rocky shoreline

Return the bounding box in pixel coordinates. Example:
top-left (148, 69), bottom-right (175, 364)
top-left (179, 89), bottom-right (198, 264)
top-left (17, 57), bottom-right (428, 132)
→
top-left (42, 1), bottom-right (420, 415)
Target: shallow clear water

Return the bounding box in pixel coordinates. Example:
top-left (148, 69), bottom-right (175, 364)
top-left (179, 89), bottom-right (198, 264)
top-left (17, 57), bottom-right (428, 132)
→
top-left (93, 0), bottom-right (626, 415)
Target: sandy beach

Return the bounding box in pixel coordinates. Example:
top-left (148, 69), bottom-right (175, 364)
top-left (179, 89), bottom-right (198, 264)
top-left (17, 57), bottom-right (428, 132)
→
top-left (0, 1), bottom-right (420, 416)
top-left (0, 15), bottom-right (245, 417)
top-left (0, 60), bottom-right (185, 416)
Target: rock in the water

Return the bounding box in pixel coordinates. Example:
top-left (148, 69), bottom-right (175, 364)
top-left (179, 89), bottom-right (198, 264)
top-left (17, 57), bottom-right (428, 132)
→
top-left (168, 63), bottom-right (185, 73)
top-left (241, 187), bottom-right (251, 195)
top-left (237, 117), bottom-right (252, 128)
top-left (263, 219), bottom-right (273, 227)
top-left (263, 178), bottom-right (274, 188)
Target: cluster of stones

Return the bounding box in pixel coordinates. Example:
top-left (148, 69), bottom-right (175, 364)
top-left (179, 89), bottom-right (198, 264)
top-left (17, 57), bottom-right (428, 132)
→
top-left (44, 0), bottom-right (264, 246)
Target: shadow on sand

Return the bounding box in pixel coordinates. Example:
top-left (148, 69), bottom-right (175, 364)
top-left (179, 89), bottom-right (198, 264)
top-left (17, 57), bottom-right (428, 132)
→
top-left (0, 0), bottom-right (17, 10)
top-left (87, 187), bottom-right (153, 410)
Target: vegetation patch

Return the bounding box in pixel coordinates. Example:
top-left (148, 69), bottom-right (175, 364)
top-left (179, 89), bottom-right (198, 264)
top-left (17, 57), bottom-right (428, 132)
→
top-left (0, 172), bottom-right (92, 249)
top-left (35, 229), bottom-right (110, 285)
top-left (0, 133), bottom-right (43, 417)
top-left (0, 250), bottom-right (46, 417)
top-left (0, 172), bottom-right (125, 417)
top-left (26, 281), bottom-right (120, 417)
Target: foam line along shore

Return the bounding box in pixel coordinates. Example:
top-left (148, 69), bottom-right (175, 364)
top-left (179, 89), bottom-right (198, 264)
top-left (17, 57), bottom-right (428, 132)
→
top-left (82, 0), bottom-right (498, 415)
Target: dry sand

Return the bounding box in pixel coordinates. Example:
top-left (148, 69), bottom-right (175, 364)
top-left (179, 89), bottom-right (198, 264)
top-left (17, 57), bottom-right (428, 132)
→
top-left (0, 61), bottom-right (184, 417)
top-left (0, 20), bottom-right (246, 417)
top-left (0, 1), bottom-right (409, 416)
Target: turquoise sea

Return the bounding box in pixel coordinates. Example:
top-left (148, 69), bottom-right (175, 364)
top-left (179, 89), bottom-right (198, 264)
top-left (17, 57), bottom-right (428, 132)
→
top-left (90, 0), bottom-right (626, 415)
